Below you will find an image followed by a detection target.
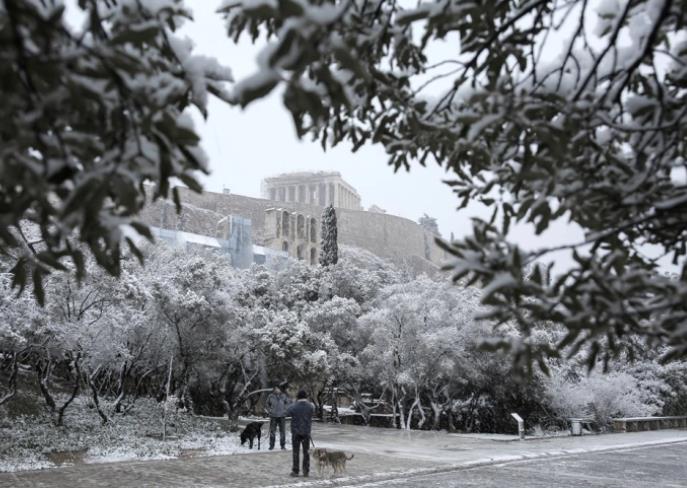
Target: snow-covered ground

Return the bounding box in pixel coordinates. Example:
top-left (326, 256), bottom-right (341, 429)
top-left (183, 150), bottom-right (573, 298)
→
top-left (0, 396), bottom-right (267, 473)
top-left (322, 405), bottom-right (356, 415)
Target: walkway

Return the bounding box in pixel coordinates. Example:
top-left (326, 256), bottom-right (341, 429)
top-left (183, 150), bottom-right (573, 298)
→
top-left (2, 423), bottom-right (686, 487)
top-left (330, 442), bottom-right (687, 487)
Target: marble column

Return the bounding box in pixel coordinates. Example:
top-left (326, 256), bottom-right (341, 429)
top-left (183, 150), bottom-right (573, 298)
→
top-left (328, 183), bottom-right (335, 206)
top-left (298, 185), bottom-right (305, 203)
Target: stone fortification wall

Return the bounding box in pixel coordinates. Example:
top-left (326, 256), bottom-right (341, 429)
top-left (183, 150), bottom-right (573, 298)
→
top-left (140, 187), bottom-right (448, 269)
top-left (138, 199), bottom-right (227, 237)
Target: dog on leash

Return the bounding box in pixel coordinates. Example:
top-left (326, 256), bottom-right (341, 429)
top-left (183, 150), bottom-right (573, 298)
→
top-left (311, 448), bottom-right (354, 475)
top-left (239, 421), bottom-right (263, 450)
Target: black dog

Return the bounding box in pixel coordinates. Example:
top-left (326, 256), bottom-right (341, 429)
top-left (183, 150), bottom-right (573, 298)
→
top-left (239, 421), bottom-right (263, 450)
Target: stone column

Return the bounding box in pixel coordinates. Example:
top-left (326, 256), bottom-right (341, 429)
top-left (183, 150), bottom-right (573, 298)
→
top-left (328, 183), bottom-right (335, 206)
top-left (318, 183), bottom-right (326, 206)
top-left (298, 185), bottom-right (305, 203)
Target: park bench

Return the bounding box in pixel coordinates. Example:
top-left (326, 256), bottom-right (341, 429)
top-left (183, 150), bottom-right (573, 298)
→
top-left (611, 416), bottom-right (687, 433)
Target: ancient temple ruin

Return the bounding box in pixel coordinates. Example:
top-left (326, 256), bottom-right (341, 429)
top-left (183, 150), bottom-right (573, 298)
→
top-left (261, 171), bottom-right (362, 210)
top-left (264, 208), bottom-right (319, 264)
top-left (139, 171), bottom-right (447, 273)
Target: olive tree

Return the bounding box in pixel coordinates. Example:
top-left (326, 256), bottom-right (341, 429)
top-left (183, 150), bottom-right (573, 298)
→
top-left (0, 0), bottom-right (232, 300)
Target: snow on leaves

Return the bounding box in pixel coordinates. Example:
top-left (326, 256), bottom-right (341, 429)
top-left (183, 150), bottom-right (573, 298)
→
top-left (0, 0), bottom-right (232, 299)
top-left (320, 204), bottom-right (338, 267)
top-left (224, 0), bottom-right (687, 366)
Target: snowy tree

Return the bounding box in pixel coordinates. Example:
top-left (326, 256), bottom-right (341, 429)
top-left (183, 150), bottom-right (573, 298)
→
top-left (328, 246), bottom-right (402, 306)
top-left (0, 0), bottom-right (232, 298)
top-left (419, 214), bottom-right (441, 261)
top-left (3, 240), bottom-right (687, 432)
top-left (320, 204), bottom-right (338, 267)
top-left (0, 272), bottom-right (42, 406)
top-left (145, 248), bottom-right (235, 412)
top-left (545, 369), bottom-right (662, 428)
top-left (359, 277), bottom-right (480, 429)
top-left (418, 215), bottom-right (440, 237)
top-left (303, 296), bottom-right (364, 353)
top-left (223, 0), bottom-right (687, 366)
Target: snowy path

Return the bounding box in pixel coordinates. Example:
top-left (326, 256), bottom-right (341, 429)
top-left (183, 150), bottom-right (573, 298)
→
top-left (324, 442), bottom-right (687, 488)
top-left (1, 423), bottom-right (686, 487)
top-left (309, 423), bottom-right (687, 465)
top-left (0, 448), bottom-right (438, 488)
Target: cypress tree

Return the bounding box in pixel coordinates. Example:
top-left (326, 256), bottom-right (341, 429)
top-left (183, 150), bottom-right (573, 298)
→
top-left (319, 204), bottom-right (338, 266)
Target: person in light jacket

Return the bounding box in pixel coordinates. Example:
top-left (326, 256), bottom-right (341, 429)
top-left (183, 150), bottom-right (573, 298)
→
top-left (265, 385), bottom-right (290, 450)
top-left (287, 389), bottom-right (315, 477)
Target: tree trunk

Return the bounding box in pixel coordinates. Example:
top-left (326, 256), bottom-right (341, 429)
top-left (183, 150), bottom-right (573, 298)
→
top-left (0, 352), bottom-right (19, 406)
top-left (416, 395), bottom-right (426, 429)
top-left (226, 405), bottom-right (240, 432)
top-left (132, 367), bottom-right (155, 404)
top-left (162, 356), bottom-right (173, 441)
top-left (430, 400), bottom-right (442, 431)
top-left (87, 367), bottom-right (109, 424)
top-left (405, 396), bottom-right (419, 430)
top-left (314, 387), bottom-right (326, 420)
top-left (56, 354), bottom-right (81, 427)
top-left (112, 361), bottom-right (129, 413)
top-left (36, 359), bottom-right (56, 412)
top-left (447, 409), bottom-right (456, 433)
top-left (397, 388), bottom-right (408, 430)
top-left (390, 389), bottom-right (397, 428)
top-left (398, 399), bottom-right (406, 429)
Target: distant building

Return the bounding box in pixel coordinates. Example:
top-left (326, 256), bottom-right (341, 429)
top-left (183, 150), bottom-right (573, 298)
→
top-left (264, 208), bottom-right (319, 264)
top-left (142, 201), bottom-right (286, 268)
top-left (139, 172), bottom-right (448, 274)
top-left (261, 171), bottom-right (362, 210)
top-left (368, 205), bottom-right (387, 214)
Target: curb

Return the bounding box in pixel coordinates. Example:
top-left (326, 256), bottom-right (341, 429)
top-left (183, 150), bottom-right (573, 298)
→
top-left (260, 436), bottom-right (687, 488)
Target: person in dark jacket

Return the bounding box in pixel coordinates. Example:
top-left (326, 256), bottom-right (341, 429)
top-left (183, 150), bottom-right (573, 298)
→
top-left (266, 385), bottom-right (290, 450)
top-left (287, 389), bottom-right (315, 477)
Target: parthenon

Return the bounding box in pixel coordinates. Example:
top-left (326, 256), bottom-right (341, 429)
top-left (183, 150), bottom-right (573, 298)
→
top-left (261, 171), bottom-right (362, 210)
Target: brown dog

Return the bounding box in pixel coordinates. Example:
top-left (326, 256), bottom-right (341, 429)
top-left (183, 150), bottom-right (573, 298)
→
top-left (311, 448), bottom-right (354, 476)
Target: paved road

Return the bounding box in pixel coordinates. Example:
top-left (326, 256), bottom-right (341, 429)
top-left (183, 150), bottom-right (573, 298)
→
top-left (339, 442), bottom-right (687, 487)
top-left (2, 424), bottom-right (686, 487)
top-left (0, 449), bottom-right (439, 488)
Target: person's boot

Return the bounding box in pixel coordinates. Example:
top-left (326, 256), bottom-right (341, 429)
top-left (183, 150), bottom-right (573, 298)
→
top-left (290, 472), bottom-right (299, 477)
